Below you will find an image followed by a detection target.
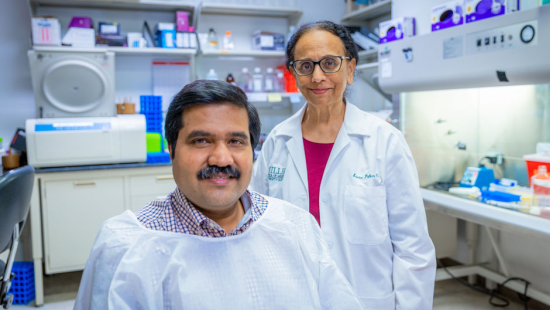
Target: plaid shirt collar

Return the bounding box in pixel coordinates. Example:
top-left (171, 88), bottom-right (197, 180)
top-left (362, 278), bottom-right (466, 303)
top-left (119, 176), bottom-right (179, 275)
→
top-left (136, 188), bottom-right (268, 238)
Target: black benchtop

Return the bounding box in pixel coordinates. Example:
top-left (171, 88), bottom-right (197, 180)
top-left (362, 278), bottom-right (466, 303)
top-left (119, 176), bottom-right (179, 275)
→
top-left (35, 162), bottom-right (171, 173)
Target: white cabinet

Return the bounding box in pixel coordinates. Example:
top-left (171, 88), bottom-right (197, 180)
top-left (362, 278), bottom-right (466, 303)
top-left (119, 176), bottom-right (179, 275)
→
top-left (42, 176), bottom-right (125, 273)
top-left (33, 165), bottom-right (174, 275)
top-left (129, 173), bottom-right (177, 212)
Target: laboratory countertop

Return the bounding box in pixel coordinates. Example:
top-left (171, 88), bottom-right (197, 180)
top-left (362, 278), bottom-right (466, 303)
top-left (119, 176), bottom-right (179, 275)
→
top-left (34, 162), bottom-right (171, 174)
top-left (420, 188), bottom-right (550, 244)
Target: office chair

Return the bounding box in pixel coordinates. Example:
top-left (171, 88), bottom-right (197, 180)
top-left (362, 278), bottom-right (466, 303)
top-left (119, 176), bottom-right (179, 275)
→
top-left (0, 166), bottom-right (35, 309)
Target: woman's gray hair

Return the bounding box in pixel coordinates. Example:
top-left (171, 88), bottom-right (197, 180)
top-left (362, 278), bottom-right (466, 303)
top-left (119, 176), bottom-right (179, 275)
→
top-left (285, 20), bottom-right (358, 99)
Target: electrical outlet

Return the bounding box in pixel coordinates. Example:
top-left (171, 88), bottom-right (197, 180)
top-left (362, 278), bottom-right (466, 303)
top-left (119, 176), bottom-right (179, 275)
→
top-left (484, 151), bottom-right (504, 165)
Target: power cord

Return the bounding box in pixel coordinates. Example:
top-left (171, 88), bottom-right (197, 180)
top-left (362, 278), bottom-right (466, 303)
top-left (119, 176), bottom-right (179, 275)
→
top-left (437, 259), bottom-right (531, 309)
top-left (425, 182), bottom-right (460, 192)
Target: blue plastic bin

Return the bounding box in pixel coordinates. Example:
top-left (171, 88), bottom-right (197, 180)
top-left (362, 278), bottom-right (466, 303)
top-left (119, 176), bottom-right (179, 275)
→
top-left (8, 262), bottom-right (35, 305)
top-left (147, 152), bottom-right (171, 164)
top-left (140, 96), bottom-right (163, 134)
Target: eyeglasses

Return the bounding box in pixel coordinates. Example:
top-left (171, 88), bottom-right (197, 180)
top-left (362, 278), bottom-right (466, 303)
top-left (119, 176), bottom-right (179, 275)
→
top-left (289, 56), bottom-right (351, 76)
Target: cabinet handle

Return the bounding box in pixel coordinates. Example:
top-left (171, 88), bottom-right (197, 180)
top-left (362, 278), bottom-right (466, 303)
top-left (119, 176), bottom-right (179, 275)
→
top-left (156, 175), bottom-right (174, 181)
top-left (73, 181), bottom-right (96, 187)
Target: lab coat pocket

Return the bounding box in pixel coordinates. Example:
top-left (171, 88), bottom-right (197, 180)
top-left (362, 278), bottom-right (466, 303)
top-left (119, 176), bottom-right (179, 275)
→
top-left (343, 184), bottom-right (388, 245)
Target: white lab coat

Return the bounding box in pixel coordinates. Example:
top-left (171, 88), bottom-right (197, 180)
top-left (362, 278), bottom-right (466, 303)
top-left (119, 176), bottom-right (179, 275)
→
top-left (73, 196), bottom-right (365, 310)
top-left (250, 102), bottom-right (436, 310)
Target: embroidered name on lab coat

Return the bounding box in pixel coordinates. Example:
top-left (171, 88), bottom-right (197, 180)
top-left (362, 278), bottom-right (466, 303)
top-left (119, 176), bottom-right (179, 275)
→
top-left (353, 173), bottom-right (379, 180)
top-left (268, 166), bottom-right (286, 181)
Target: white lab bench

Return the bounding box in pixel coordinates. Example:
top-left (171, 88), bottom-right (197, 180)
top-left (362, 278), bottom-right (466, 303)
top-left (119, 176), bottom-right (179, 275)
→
top-left (422, 188), bottom-right (550, 306)
top-left (29, 163), bottom-right (176, 306)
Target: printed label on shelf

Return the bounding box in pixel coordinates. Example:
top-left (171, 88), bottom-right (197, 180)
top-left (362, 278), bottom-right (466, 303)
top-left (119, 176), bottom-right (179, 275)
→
top-left (247, 93), bottom-right (268, 102)
top-left (267, 93), bottom-right (282, 102)
top-left (381, 60), bottom-right (392, 78)
top-left (289, 94), bottom-right (301, 104)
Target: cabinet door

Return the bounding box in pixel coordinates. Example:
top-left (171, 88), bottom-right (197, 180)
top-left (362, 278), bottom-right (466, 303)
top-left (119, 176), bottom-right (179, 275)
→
top-left (129, 174), bottom-right (176, 212)
top-left (130, 174), bottom-right (176, 196)
top-left (42, 177), bottom-right (125, 273)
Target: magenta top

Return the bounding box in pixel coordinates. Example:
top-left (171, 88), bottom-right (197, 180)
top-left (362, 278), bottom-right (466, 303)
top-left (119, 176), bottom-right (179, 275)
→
top-left (303, 138), bottom-right (334, 226)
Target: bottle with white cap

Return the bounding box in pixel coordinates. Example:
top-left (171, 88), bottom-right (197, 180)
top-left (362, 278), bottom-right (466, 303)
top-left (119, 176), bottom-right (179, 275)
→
top-left (252, 67), bottom-right (263, 92)
top-left (286, 25), bottom-right (297, 45)
top-left (206, 69), bottom-right (218, 80)
top-left (264, 67), bottom-right (276, 92)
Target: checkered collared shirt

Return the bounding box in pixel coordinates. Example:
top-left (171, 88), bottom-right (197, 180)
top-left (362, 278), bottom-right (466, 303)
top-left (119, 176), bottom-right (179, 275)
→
top-left (135, 188), bottom-right (268, 237)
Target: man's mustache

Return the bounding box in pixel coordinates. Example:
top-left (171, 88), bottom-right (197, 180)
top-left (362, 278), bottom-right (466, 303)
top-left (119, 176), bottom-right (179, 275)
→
top-left (197, 165), bottom-right (241, 180)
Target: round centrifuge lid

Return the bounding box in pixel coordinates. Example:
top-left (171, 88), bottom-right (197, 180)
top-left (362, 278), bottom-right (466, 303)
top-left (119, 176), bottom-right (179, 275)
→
top-left (42, 59), bottom-right (108, 113)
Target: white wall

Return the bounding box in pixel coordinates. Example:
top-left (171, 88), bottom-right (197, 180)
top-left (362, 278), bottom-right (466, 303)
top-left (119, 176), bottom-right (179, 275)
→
top-left (0, 0), bottom-right (35, 151)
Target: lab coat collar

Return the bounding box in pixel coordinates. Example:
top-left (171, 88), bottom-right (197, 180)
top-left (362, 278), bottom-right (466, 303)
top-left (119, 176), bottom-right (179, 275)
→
top-left (273, 101), bottom-right (370, 192)
top-left (273, 101), bottom-right (371, 138)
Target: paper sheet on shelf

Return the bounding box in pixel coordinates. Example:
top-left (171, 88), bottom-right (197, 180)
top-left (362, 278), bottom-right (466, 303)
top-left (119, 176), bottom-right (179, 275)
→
top-left (153, 61), bottom-right (190, 111)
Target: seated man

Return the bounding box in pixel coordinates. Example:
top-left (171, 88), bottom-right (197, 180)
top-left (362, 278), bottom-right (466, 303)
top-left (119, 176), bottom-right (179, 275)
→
top-left (74, 80), bottom-right (364, 310)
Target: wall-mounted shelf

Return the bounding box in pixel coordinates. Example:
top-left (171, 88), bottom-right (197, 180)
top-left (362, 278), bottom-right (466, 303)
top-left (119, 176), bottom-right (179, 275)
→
top-left (342, 0), bottom-right (391, 23)
top-left (357, 62), bottom-right (379, 76)
top-left (32, 46), bottom-right (197, 56)
top-left (358, 49), bottom-right (378, 58)
top-left (246, 92), bottom-right (301, 102)
top-left (30, 0), bottom-right (195, 12)
top-left (200, 3), bottom-right (302, 18)
top-left (200, 50), bottom-right (285, 57)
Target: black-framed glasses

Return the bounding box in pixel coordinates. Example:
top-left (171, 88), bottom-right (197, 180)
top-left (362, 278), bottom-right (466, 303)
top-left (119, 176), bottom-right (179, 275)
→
top-left (289, 56), bottom-right (351, 76)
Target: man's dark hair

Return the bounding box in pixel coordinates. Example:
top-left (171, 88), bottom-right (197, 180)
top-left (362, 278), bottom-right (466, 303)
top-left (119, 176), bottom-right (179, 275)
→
top-left (165, 80), bottom-right (261, 158)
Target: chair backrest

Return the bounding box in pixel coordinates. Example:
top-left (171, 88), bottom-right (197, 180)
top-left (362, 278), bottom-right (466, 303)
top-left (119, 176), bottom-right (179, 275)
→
top-left (0, 166), bottom-right (35, 253)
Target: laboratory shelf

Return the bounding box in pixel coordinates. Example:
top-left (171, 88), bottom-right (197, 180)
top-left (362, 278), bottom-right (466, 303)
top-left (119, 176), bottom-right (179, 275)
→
top-left (32, 46), bottom-right (197, 56)
top-left (358, 49), bottom-right (378, 58)
top-left (200, 50), bottom-right (285, 57)
top-left (341, 0), bottom-right (392, 23)
top-left (356, 62), bottom-right (379, 79)
top-left (30, 0), bottom-right (195, 12)
top-left (200, 3), bottom-right (302, 18)
top-left (246, 92), bottom-right (301, 102)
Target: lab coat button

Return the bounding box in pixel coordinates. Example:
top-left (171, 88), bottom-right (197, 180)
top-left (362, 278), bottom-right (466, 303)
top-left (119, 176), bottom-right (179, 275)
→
top-left (327, 241), bottom-right (334, 249)
top-left (322, 196), bottom-right (328, 202)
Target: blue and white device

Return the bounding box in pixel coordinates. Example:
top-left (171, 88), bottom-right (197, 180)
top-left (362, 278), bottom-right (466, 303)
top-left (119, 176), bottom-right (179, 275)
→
top-left (26, 115), bottom-right (146, 168)
top-left (460, 167), bottom-right (495, 190)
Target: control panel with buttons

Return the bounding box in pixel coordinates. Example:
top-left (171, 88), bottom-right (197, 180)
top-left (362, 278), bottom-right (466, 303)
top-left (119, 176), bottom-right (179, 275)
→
top-left (466, 20), bottom-right (537, 55)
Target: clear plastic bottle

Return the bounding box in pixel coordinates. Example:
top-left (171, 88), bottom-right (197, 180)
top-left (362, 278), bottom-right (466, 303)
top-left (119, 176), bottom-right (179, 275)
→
top-left (239, 67), bottom-right (253, 92)
top-left (223, 31), bottom-right (235, 50)
top-left (253, 67), bottom-right (263, 92)
top-left (276, 70), bottom-right (285, 92)
top-left (189, 26), bottom-right (198, 49)
top-left (206, 69), bottom-right (218, 80)
top-left (264, 67), bottom-right (276, 92)
top-left (532, 165), bottom-right (550, 207)
top-left (208, 28), bottom-right (218, 49)
top-left (286, 25), bottom-right (296, 45)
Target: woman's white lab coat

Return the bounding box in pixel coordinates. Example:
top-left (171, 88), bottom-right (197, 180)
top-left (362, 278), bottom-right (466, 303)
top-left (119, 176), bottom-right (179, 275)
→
top-left (250, 102), bottom-right (436, 310)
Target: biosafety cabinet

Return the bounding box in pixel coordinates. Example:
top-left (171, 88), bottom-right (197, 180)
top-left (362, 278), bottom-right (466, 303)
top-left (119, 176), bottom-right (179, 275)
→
top-left (379, 5), bottom-right (550, 93)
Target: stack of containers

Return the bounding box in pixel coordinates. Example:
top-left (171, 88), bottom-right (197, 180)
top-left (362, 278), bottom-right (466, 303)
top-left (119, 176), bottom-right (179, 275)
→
top-left (140, 95), bottom-right (170, 163)
top-left (8, 262), bottom-right (35, 305)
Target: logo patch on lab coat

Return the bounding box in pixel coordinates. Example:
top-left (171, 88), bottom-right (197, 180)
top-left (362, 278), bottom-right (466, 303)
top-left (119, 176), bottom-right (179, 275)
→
top-left (268, 166), bottom-right (286, 181)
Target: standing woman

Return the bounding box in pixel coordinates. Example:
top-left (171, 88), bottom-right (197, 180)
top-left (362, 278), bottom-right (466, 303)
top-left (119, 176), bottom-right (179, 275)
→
top-left (250, 21), bottom-right (436, 309)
